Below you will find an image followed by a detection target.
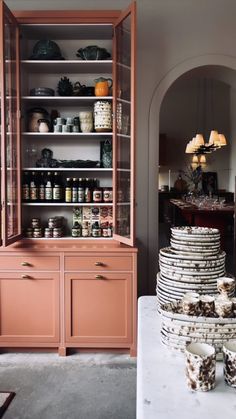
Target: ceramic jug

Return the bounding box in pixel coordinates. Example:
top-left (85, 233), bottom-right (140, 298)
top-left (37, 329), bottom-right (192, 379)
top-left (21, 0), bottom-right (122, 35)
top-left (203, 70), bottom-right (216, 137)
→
top-left (28, 108), bottom-right (49, 132)
top-left (94, 77), bottom-right (113, 96)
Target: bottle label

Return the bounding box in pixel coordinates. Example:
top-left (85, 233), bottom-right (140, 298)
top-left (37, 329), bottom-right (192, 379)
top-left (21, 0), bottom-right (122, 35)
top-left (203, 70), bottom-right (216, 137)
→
top-left (45, 187), bottom-right (53, 200)
top-left (78, 189), bottom-right (85, 203)
top-left (22, 185), bottom-right (30, 200)
top-left (65, 188), bottom-right (72, 202)
top-left (72, 188), bottom-right (78, 203)
top-left (39, 186), bottom-right (45, 201)
top-left (92, 229), bottom-right (101, 237)
top-left (53, 187), bottom-right (61, 200)
top-left (85, 189), bottom-right (91, 203)
top-left (93, 191), bottom-right (102, 202)
top-left (82, 228), bottom-right (89, 237)
top-left (30, 186), bottom-right (38, 200)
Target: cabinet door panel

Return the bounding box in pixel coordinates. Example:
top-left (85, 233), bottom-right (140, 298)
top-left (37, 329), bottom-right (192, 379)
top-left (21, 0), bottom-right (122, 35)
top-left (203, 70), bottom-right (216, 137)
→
top-left (65, 273), bottom-right (132, 344)
top-left (0, 2), bottom-right (22, 246)
top-left (0, 272), bottom-right (59, 342)
top-left (113, 3), bottom-right (136, 246)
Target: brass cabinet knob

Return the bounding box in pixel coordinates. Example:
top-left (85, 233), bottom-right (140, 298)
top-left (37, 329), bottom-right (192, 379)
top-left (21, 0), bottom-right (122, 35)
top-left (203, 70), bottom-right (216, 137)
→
top-left (21, 274), bottom-right (31, 279)
top-left (95, 275), bottom-right (105, 280)
top-left (21, 262), bottom-right (30, 267)
top-left (95, 262), bottom-right (104, 267)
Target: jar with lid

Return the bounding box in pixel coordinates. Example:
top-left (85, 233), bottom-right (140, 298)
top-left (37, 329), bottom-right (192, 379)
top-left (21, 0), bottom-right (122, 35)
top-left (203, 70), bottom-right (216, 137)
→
top-left (25, 227), bottom-right (33, 238)
top-left (31, 217), bottom-right (41, 228)
top-left (44, 228), bottom-right (53, 238)
top-left (72, 221), bottom-right (82, 237)
top-left (92, 221), bottom-right (101, 237)
top-left (53, 227), bottom-right (63, 238)
top-left (48, 217), bottom-right (62, 229)
top-left (103, 187), bottom-right (113, 203)
top-left (102, 223), bottom-right (109, 237)
top-left (93, 187), bottom-right (102, 203)
top-left (33, 228), bottom-right (43, 238)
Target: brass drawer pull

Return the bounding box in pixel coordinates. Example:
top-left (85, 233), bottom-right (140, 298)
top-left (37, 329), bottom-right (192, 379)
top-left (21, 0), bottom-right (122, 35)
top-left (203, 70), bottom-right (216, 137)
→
top-left (21, 262), bottom-right (30, 267)
top-left (95, 262), bottom-right (104, 267)
top-left (21, 274), bottom-right (31, 279)
top-left (95, 275), bottom-right (105, 280)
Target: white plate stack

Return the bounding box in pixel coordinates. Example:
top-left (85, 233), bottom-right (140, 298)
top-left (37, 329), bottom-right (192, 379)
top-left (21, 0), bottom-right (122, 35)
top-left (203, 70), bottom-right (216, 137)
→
top-left (157, 227), bottom-right (227, 305)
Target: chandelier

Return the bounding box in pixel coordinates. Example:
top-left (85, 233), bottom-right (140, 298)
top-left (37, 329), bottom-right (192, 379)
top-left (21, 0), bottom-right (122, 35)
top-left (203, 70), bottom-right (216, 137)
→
top-left (185, 131), bottom-right (227, 155)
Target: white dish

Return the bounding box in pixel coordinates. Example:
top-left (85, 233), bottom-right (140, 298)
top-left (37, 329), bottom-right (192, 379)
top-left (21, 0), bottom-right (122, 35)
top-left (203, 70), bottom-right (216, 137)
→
top-left (171, 226), bottom-right (220, 235)
top-left (157, 277), bottom-right (217, 291)
top-left (160, 265), bottom-right (225, 276)
top-left (170, 238), bottom-right (220, 246)
top-left (159, 256), bottom-right (224, 268)
top-left (160, 247), bottom-right (225, 260)
top-left (160, 271), bottom-right (225, 281)
top-left (170, 241), bottom-right (220, 251)
top-left (171, 234), bottom-right (220, 242)
top-left (171, 248), bottom-right (220, 256)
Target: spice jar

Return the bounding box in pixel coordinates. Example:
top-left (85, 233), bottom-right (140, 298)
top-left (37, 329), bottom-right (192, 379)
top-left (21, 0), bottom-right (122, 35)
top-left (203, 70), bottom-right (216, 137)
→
top-left (33, 228), bottom-right (43, 238)
top-left (93, 187), bottom-right (102, 203)
top-left (53, 227), bottom-right (63, 238)
top-left (103, 187), bottom-right (113, 203)
top-left (92, 221), bottom-right (101, 237)
top-left (44, 228), bottom-right (53, 238)
top-left (25, 227), bottom-right (33, 238)
top-left (48, 217), bottom-right (63, 229)
top-left (31, 218), bottom-right (41, 228)
top-left (102, 223), bottom-right (109, 237)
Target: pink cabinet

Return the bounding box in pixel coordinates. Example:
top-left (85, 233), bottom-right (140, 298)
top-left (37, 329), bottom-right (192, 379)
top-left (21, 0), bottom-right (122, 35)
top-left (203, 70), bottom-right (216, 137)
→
top-left (0, 272), bottom-right (60, 345)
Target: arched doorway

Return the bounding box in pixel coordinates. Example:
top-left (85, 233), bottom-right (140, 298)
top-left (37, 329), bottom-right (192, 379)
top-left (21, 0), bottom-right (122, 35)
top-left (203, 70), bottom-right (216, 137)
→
top-left (147, 55), bottom-right (236, 294)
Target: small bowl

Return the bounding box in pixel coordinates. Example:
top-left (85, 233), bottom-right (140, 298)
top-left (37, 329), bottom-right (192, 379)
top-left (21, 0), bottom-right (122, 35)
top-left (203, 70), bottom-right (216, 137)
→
top-left (30, 87), bottom-right (55, 96)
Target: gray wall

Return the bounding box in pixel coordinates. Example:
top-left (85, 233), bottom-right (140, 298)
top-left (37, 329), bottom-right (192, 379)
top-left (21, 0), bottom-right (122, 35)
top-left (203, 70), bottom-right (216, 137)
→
top-left (6, 0), bottom-right (236, 295)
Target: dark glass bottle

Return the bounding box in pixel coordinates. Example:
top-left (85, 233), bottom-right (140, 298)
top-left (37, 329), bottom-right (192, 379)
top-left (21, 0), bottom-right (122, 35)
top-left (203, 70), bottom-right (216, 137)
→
top-left (22, 171), bottom-right (30, 201)
top-left (72, 221), bottom-right (82, 237)
top-left (92, 221), bottom-right (101, 237)
top-left (78, 178), bottom-right (85, 203)
top-left (72, 178), bottom-right (78, 203)
top-left (53, 172), bottom-right (63, 201)
top-left (30, 171), bottom-right (38, 201)
top-left (84, 178), bottom-right (92, 203)
top-left (65, 177), bottom-right (72, 203)
top-left (45, 171), bottom-right (53, 201)
top-left (39, 172), bottom-right (46, 201)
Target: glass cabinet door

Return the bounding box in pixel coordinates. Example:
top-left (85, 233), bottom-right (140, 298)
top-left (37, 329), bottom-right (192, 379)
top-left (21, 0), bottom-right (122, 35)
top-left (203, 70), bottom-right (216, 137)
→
top-left (0, 1), bottom-right (21, 246)
top-left (113, 3), bottom-right (136, 246)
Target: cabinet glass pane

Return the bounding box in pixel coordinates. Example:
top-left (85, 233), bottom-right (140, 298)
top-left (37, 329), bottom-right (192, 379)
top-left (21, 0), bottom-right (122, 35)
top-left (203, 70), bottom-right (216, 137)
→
top-left (115, 13), bottom-right (132, 240)
top-left (1, 5), bottom-right (21, 242)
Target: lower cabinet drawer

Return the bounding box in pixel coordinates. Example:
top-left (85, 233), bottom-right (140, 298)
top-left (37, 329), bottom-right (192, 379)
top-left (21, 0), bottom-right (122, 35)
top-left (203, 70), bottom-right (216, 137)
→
top-left (65, 272), bottom-right (132, 344)
top-left (65, 255), bottom-right (133, 271)
top-left (0, 255), bottom-right (60, 271)
top-left (0, 272), bottom-right (60, 343)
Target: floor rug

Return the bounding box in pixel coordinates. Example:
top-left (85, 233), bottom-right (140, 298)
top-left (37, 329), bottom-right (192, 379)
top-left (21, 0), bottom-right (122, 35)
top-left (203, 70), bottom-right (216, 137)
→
top-left (0, 393), bottom-right (15, 418)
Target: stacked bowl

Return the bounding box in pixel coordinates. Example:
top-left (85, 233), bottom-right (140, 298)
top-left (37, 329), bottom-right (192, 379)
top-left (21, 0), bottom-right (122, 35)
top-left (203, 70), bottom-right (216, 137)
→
top-left (157, 227), bottom-right (227, 305)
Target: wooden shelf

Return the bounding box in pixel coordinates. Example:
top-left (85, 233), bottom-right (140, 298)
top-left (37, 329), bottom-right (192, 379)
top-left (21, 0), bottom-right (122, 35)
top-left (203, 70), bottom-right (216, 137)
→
top-left (21, 60), bottom-right (113, 74)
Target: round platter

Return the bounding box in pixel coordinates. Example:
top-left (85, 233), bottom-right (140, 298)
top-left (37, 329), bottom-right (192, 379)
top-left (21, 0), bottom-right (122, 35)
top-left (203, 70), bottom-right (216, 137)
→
top-left (160, 264), bottom-right (225, 276)
top-left (171, 226), bottom-right (220, 236)
top-left (170, 238), bottom-right (220, 246)
top-left (159, 273), bottom-right (218, 285)
top-left (160, 247), bottom-right (225, 261)
top-left (158, 276), bottom-right (217, 292)
top-left (171, 234), bottom-right (221, 242)
top-left (159, 255), bottom-right (224, 268)
top-left (170, 240), bottom-right (220, 251)
top-left (160, 270), bottom-right (225, 281)
top-left (171, 248), bottom-right (220, 256)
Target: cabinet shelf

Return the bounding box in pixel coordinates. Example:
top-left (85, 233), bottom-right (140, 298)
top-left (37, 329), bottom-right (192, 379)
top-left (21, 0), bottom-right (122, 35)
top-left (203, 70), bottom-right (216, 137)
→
top-left (117, 62), bottom-right (131, 70)
top-left (117, 98), bottom-right (131, 105)
top-left (22, 202), bottom-right (113, 206)
top-left (22, 132), bottom-right (113, 138)
top-left (21, 96), bottom-right (113, 105)
top-left (21, 60), bottom-right (113, 74)
top-left (22, 168), bottom-right (113, 172)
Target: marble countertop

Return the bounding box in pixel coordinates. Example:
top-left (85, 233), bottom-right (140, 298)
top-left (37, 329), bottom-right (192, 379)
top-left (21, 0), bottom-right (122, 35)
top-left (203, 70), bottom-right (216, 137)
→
top-left (137, 296), bottom-right (236, 419)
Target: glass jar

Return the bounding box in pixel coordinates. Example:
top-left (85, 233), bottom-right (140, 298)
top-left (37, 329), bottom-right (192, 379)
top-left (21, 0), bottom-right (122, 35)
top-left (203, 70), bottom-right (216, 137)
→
top-left (82, 222), bottom-right (89, 237)
top-left (31, 218), bottom-right (41, 228)
top-left (53, 227), bottom-right (63, 238)
top-left (93, 187), bottom-right (102, 203)
top-left (44, 228), bottom-right (53, 238)
top-left (33, 228), bottom-right (43, 238)
top-left (25, 227), bottom-right (33, 238)
top-left (103, 187), bottom-right (113, 203)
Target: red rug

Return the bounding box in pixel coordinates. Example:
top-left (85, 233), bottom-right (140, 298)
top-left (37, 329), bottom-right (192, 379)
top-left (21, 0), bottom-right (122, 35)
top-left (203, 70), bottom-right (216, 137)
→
top-left (0, 392), bottom-right (15, 418)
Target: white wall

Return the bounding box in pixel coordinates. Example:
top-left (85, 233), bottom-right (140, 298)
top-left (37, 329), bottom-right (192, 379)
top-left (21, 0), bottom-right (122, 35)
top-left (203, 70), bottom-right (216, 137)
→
top-left (6, 0), bottom-right (236, 295)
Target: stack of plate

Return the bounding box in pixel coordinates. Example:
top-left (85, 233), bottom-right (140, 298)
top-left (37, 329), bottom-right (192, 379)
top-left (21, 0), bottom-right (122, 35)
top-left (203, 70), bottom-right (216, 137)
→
top-left (159, 301), bottom-right (236, 359)
top-left (157, 226), bottom-right (226, 304)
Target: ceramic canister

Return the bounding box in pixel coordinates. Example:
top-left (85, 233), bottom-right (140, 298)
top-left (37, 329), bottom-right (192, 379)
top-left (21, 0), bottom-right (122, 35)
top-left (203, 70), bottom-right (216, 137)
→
top-left (185, 342), bottom-right (216, 391)
top-left (217, 277), bottom-right (236, 297)
top-left (223, 341), bottom-right (236, 388)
